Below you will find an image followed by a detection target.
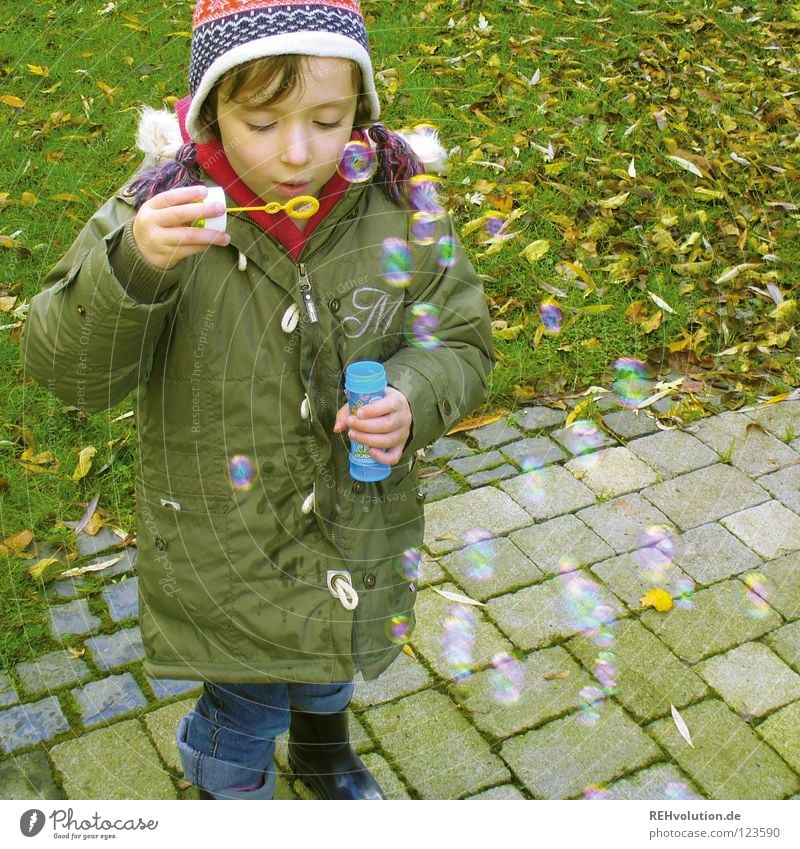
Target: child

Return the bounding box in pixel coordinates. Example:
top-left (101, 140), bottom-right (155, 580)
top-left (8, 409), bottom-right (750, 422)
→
top-left (22, 0), bottom-right (493, 800)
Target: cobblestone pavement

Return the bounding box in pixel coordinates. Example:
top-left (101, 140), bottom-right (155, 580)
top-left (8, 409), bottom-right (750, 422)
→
top-left (2, 399), bottom-right (800, 800)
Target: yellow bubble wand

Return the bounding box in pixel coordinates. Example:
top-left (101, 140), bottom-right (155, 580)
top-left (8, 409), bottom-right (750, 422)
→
top-left (196, 187), bottom-right (319, 230)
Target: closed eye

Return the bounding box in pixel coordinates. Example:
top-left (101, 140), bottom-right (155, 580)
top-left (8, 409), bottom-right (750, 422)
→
top-left (247, 123), bottom-right (275, 133)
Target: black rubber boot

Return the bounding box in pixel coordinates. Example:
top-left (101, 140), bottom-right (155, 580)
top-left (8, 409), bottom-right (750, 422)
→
top-left (287, 709), bottom-right (385, 800)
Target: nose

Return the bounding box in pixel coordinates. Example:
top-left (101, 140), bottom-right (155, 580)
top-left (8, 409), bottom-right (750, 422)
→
top-left (280, 124), bottom-right (312, 167)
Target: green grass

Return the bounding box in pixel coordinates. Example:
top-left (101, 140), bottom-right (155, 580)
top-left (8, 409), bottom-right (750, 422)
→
top-left (1, 0), bottom-right (799, 667)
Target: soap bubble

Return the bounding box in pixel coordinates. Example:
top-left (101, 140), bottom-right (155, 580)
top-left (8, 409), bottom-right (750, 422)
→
top-left (674, 577), bottom-right (695, 610)
top-left (408, 174), bottom-right (445, 215)
top-left (583, 785), bottom-right (610, 800)
top-left (484, 213), bottom-right (507, 237)
top-left (379, 237), bottom-right (413, 286)
top-left (463, 528), bottom-right (495, 581)
top-left (489, 652), bottom-right (524, 704)
top-left (398, 548), bottom-right (421, 582)
top-left (634, 525), bottom-right (678, 578)
top-left (562, 419), bottom-right (604, 460)
top-left (743, 572), bottom-right (770, 618)
top-left (337, 140), bottom-right (377, 183)
top-left (443, 604), bottom-right (476, 681)
top-left (386, 614), bottom-right (411, 644)
top-left (560, 568), bottom-right (616, 646)
top-left (228, 455), bottom-right (258, 491)
top-left (594, 650), bottom-right (617, 694)
top-left (664, 781), bottom-right (692, 800)
top-left (612, 357), bottom-right (652, 409)
top-left (404, 303), bottom-right (441, 349)
top-left (577, 685), bottom-right (606, 725)
top-left (436, 235), bottom-right (457, 268)
top-left (539, 301), bottom-right (563, 334)
top-left (410, 211), bottom-right (445, 246)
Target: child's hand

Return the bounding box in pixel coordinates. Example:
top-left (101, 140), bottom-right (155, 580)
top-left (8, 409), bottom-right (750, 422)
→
top-left (333, 387), bottom-right (412, 466)
top-left (132, 185), bottom-right (231, 270)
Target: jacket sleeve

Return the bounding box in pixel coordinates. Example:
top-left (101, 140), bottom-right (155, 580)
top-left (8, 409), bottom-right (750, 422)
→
top-left (21, 187), bottom-right (182, 414)
top-left (383, 219), bottom-right (494, 455)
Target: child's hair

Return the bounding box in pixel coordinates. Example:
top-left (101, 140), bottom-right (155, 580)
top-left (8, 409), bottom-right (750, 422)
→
top-left (131, 55), bottom-right (423, 209)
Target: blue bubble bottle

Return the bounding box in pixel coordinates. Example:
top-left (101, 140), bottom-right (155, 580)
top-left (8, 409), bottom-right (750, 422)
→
top-left (344, 361), bottom-right (391, 483)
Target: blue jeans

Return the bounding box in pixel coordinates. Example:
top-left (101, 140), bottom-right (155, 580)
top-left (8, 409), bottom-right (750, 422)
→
top-left (176, 680), bottom-right (355, 799)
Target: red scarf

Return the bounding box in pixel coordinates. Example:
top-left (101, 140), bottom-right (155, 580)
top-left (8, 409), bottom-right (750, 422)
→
top-left (175, 96), bottom-right (355, 260)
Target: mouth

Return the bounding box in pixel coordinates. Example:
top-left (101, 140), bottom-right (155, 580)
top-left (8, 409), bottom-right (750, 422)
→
top-left (274, 181), bottom-right (312, 198)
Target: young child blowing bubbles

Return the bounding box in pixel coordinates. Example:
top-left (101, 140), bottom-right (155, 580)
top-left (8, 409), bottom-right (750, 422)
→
top-left (23, 0), bottom-right (492, 800)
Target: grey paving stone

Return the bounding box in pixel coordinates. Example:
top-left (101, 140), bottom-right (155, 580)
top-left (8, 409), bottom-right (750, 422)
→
top-left (423, 487), bottom-right (531, 555)
top-left (147, 677), bottom-right (201, 701)
top-left (361, 689), bottom-right (510, 799)
top-left (500, 465), bottom-right (596, 521)
top-left (48, 598), bottom-right (102, 640)
top-left (0, 697), bottom-right (70, 753)
top-left (465, 417), bottom-right (523, 449)
top-left (421, 436), bottom-right (474, 461)
top-left (451, 645), bottom-right (594, 738)
top-left (484, 573), bottom-right (626, 653)
top-left (466, 785), bottom-right (527, 800)
top-left (49, 719), bottom-right (177, 799)
top-left (142, 697), bottom-right (195, 775)
top-left (602, 409), bottom-right (661, 439)
top-left (0, 750), bottom-right (63, 799)
top-left (757, 464), bottom-right (800, 514)
top-left (511, 405), bottom-right (567, 432)
top-left (500, 436), bottom-right (567, 469)
top-left (722, 501), bottom-right (800, 560)
top-left (641, 580), bottom-right (782, 664)
top-left (75, 527), bottom-right (128, 557)
top-left (448, 449), bottom-right (506, 476)
top-left (550, 420), bottom-right (618, 456)
top-left (418, 551), bottom-right (446, 585)
top-left (361, 751), bottom-right (411, 800)
top-left (689, 410), bottom-right (800, 476)
top-left (590, 550), bottom-right (691, 610)
top-left (696, 643), bottom-right (800, 720)
top-left (45, 577), bottom-right (81, 602)
top-left (647, 699), bottom-right (800, 799)
top-left (71, 673), bottom-right (147, 727)
top-left (0, 672), bottom-right (18, 707)
top-left (566, 446), bottom-right (659, 497)
top-left (600, 764), bottom-right (704, 800)
top-left (410, 584), bottom-right (513, 680)
top-left (675, 522), bottom-right (764, 584)
top-left (353, 650), bottom-right (433, 707)
top-left (418, 470), bottom-right (461, 501)
top-left (16, 650), bottom-right (92, 696)
top-left (102, 577), bottom-right (139, 622)
top-left (753, 552), bottom-right (800, 620)
top-left (440, 536), bottom-right (543, 601)
top-left (626, 429), bottom-right (720, 479)
top-left (744, 399), bottom-right (800, 442)
top-left (466, 463), bottom-right (518, 487)
top-left (509, 514), bottom-right (615, 576)
top-left (500, 703), bottom-right (662, 799)
top-left (85, 628), bottom-right (145, 671)
top-left (641, 464), bottom-right (769, 531)
top-left (755, 700), bottom-right (800, 773)
top-left (765, 620), bottom-right (800, 674)
top-left (578, 493), bottom-right (673, 554)
top-left (567, 619), bottom-right (709, 722)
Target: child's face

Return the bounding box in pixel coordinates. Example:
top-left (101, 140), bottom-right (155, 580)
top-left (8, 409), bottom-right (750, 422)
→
top-left (215, 56), bottom-right (358, 207)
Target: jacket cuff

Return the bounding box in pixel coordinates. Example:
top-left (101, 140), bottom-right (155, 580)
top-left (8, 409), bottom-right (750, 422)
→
top-left (109, 219), bottom-right (182, 303)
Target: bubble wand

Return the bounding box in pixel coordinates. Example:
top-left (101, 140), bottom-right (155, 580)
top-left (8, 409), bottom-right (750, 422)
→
top-left (196, 187), bottom-right (319, 230)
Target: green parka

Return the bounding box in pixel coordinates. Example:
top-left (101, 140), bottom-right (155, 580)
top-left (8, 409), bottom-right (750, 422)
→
top-left (22, 131), bottom-right (493, 684)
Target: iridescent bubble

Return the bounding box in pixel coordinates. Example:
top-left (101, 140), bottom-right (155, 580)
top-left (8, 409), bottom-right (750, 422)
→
top-left (463, 528), bottom-right (495, 582)
top-left (410, 211), bottom-right (445, 246)
top-left (577, 685), bottom-right (605, 725)
top-left (399, 548), bottom-right (422, 582)
top-left (443, 604), bottom-right (476, 681)
top-left (674, 577), bottom-right (695, 610)
top-left (560, 569), bottom-right (616, 646)
top-left (403, 303), bottom-right (441, 349)
top-left (485, 213), bottom-right (507, 237)
top-left (612, 356), bottom-right (652, 409)
top-left (743, 572), bottom-right (770, 618)
top-left (594, 650), bottom-right (617, 695)
top-left (408, 174), bottom-right (445, 215)
top-left (583, 785), bottom-right (610, 800)
top-left (379, 237), bottom-right (413, 286)
top-left (562, 419), bottom-right (604, 458)
top-left (489, 652), bottom-right (524, 704)
top-left (228, 455), bottom-right (258, 491)
top-left (634, 525), bottom-right (678, 578)
top-left (337, 140), bottom-right (377, 183)
top-left (386, 614), bottom-right (411, 644)
top-left (539, 301), bottom-right (563, 334)
top-left (664, 781), bottom-right (691, 801)
top-left (436, 235), bottom-right (457, 268)
top-left (518, 460), bottom-right (548, 503)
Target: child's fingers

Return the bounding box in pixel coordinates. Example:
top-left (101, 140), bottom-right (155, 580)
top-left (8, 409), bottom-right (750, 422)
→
top-left (370, 445), bottom-right (402, 466)
top-left (147, 185), bottom-right (213, 208)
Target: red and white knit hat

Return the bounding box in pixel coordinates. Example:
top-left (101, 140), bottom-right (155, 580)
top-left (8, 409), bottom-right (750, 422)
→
top-left (186, 0), bottom-right (381, 142)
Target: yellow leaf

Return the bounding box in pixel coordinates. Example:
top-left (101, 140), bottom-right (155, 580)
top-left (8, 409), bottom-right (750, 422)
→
top-left (565, 398), bottom-right (596, 427)
top-left (20, 448), bottom-right (55, 466)
top-left (50, 192), bottom-right (85, 203)
top-left (0, 529), bottom-right (34, 556)
top-left (641, 588), bottom-right (673, 612)
top-left (492, 323), bottom-right (525, 340)
top-left (598, 191), bottom-right (630, 209)
top-left (71, 446), bottom-right (97, 481)
top-left (27, 64), bottom-right (49, 76)
top-left (519, 239), bottom-right (551, 263)
top-left (0, 94), bottom-right (25, 108)
top-left (641, 310), bottom-right (664, 333)
top-left (28, 556), bottom-right (62, 581)
top-left (66, 646), bottom-right (86, 659)
top-left (693, 187), bottom-right (725, 201)
top-left (447, 412), bottom-right (506, 435)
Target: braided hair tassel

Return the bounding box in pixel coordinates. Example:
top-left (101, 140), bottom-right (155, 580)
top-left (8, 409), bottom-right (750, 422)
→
top-left (367, 123), bottom-right (424, 205)
top-left (128, 142), bottom-right (203, 209)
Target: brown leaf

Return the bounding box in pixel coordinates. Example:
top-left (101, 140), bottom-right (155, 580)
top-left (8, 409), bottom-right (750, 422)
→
top-left (0, 529), bottom-right (34, 556)
top-left (447, 412), bottom-right (506, 434)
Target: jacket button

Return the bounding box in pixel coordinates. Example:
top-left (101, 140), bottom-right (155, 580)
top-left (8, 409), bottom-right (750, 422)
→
top-left (363, 573), bottom-right (376, 588)
top-left (416, 490), bottom-right (425, 503)
top-left (352, 481), bottom-right (365, 493)
top-left (76, 305), bottom-right (86, 316)
top-left (329, 298), bottom-right (340, 314)
top-left (442, 400), bottom-right (452, 416)
top-left (154, 536), bottom-right (167, 552)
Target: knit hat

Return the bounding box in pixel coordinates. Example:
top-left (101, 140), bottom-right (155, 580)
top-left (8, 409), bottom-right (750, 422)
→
top-left (185, 0), bottom-right (381, 143)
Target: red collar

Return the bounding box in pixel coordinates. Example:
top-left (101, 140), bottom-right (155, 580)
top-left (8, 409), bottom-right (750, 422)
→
top-left (175, 96), bottom-right (355, 260)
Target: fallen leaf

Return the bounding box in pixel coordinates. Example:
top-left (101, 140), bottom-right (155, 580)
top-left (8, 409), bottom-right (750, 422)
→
top-left (27, 556), bottom-right (62, 581)
top-left (60, 554), bottom-right (124, 578)
top-left (447, 412), bottom-right (505, 434)
top-left (670, 703), bottom-right (695, 748)
top-left (641, 588), bottom-right (673, 612)
top-left (598, 191), bottom-right (630, 209)
top-left (519, 239), bottom-right (551, 263)
top-left (666, 155), bottom-right (703, 178)
top-left (0, 94), bottom-right (25, 108)
top-left (432, 587), bottom-right (485, 607)
top-left (435, 534), bottom-right (458, 542)
top-left (75, 493), bottom-right (101, 534)
top-left (70, 446), bottom-right (97, 482)
top-left (543, 671), bottom-right (571, 680)
top-left (0, 529), bottom-right (34, 556)
top-left (66, 646), bottom-right (85, 659)
top-left (402, 644), bottom-right (417, 660)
